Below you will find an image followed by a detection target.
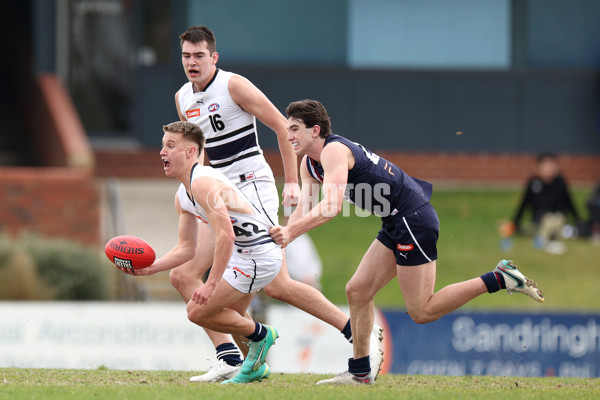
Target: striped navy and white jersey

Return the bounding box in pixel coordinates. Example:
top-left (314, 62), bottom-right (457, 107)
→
top-left (177, 163), bottom-right (278, 256)
top-left (177, 69), bottom-right (275, 185)
top-left (306, 134), bottom-right (433, 220)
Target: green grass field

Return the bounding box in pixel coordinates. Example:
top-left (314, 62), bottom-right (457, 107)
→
top-left (1, 368), bottom-right (598, 400)
top-left (2, 188), bottom-right (599, 399)
top-left (309, 187), bottom-right (599, 311)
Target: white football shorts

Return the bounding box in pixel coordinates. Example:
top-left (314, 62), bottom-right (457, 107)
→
top-left (223, 246), bottom-right (283, 293)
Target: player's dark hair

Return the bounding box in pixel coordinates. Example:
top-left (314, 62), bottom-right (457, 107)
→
top-left (179, 26), bottom-right (216, 53)
top-left (163, 121), bottom-right (205, 152)
top-left (536, 152), bottom-right (557, 164)
top-left (286, 99), bottom-right (332, 138)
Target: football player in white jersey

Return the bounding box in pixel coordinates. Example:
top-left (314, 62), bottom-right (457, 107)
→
top-left (120, 121), bottom-right (281, 383)
top-left (172, 26), bottom-right (383, 382)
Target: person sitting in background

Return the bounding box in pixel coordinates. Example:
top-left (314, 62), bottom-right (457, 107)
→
top-left (584, 182), bottom-right (600, 245)
top-left (510, 152), bottom-right (580, 254)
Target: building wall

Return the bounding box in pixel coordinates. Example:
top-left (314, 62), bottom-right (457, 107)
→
top-left (93, 149), bottom-right (600, 186)
top-left (209, 66), bottom-right (600, 154)
top-left (0, 168), bottom-right (100, 245)
top-left (28, 1), bottom-right (600, 154)
top-left (348, 0), bottom-right (511, 69)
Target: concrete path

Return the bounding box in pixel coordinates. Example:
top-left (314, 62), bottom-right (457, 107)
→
top-left (100, 178), bottom-right (182, 301)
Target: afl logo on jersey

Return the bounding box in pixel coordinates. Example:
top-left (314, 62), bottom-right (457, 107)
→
top-left (208, 103), bottom-right (220, 112)
top-left (230, 217), bottom-right (238, 224)
top-left (186, 108), bottom-right (200, 119)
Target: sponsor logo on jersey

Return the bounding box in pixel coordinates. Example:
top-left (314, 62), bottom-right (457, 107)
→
top-left (208, 103), bottom-right (220, 112)
top-left (239, 171), bottom-right (255, 182)
top-left (196, 215), bottom-right (208, 224)
top-left (397, 243), bottom-right (414, 251)
top-left (186, 108), bottom-right (200, 118)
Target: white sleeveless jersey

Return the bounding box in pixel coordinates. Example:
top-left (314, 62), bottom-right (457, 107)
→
top-left (177, 164), bottom-right (279, 256)
top-left (177, 69), bottom-right (275, 186)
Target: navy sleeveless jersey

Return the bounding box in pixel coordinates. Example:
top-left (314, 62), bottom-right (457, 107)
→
top-left (305, 135), bottom-right (432, 220)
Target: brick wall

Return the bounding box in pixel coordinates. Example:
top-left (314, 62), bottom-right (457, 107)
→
top-left (94, 149), bottom-right (600, 186)
top-left (376, 152), bottom-right (600, 186)
top-left (0, 168), bottom-right (100, 245)
top-left (94, 149), bottom-right (166, 179)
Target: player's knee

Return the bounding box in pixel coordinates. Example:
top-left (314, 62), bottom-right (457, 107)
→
top-left (186, 302), bottom-right (206, 326)
top-left (169, 263), bottom-right (204, 290)
top-left (169, 267), bottom-right (185, 290)
top-left (406, 308), bottom-right (438, 325)
top-left (345, 279), bottom-right (371, 304)
top-left (408, 314), bottom-right (433, 325)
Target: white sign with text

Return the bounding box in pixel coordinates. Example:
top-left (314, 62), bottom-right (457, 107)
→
top-left (0, 302), bottom-right (215, 371)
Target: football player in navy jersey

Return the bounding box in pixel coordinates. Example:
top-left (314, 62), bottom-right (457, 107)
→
top-left (270, 99), bottom-right (545, 385)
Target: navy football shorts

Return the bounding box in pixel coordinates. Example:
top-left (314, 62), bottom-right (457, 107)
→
top-left (376, 202), bottom-right (440, 266)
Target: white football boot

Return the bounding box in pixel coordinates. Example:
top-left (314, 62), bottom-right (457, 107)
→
top-left (494, 259), bottom-right (544, 303)
top-left (316, 371), bottom-right (373, 385)
top-left (189, 359), bottom-right (242, 382)
top-left (369, 324), bottom-right (384, 380)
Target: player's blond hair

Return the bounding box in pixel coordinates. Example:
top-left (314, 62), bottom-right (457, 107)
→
top-left (162, 121), bottom-right (205, 152)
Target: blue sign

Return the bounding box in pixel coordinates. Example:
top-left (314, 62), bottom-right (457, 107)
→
top-left (381, 310), bottom-right (599, 377)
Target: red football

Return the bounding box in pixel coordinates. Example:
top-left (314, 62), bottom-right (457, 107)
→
top-left (105, 235), bottom-right (156, 270)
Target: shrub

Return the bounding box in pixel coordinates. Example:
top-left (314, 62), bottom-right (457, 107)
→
top-left (0, 246), bottom-right (56, 300)
top-left (0, 233), bottom-right (110, 300)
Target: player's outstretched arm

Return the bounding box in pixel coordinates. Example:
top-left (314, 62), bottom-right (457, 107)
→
top-left (124, 194), bottom-right (198, 277)
top-left (228, 75), bottom-right (300, 206)
top-left (270, 156), bottom-right (316, 247)
top-left (288, 156), bottom-right (320, 225)
top-left (271, 146), bottom-right (349, 247)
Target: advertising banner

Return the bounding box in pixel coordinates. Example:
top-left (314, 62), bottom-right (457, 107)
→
top-left (1, 302), bottom-right (597, 377)
top-left (0, 302), bottom-right (215, 371)
top-left (383, 310), bottom-right (599, 377)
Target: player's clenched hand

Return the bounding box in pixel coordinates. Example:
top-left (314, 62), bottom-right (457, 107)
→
top-left (270, 225), bottom-right (291, 248)
top-left (191, 282), bottom-right (216, 305)
top-left (281, 183), bottom-right (300, 208)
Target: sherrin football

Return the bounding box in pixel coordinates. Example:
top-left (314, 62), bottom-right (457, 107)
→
top-left (105, 235), bottom-right (156, 270)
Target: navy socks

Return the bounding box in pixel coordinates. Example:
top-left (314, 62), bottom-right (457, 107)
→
top-left (216, 343), bottom-right (243, 366)
top-left (481, 271), bottom-right (506, 293)
top-left (341, 319), bottom-right (353, 343)
top-left (348, 356), bottom-right (371, 376)
top-left (245, 322), bottom-right (267, 342)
